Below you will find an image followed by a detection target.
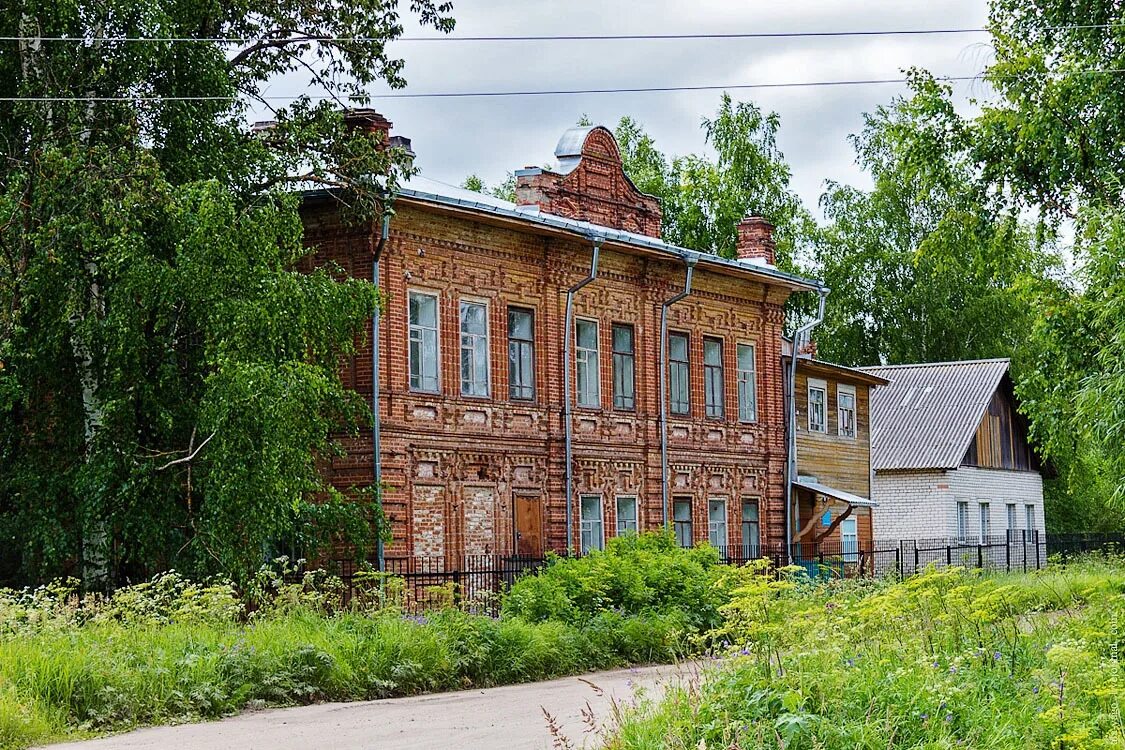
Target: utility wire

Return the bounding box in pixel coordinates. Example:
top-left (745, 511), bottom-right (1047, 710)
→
top-left (1, 69), bottom-right (1122, 103)
top-left (0, 23), bottom-right (1122, 43)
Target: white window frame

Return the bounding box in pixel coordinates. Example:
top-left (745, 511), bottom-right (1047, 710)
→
top-left (1025, 504), bottom-right (1036, 539)
top-left (708, 497), bottom-right (728, 549)
top-left (460, 299), bottom-right (490, 397)
top-left (807, 378), bottom-right (828, 433)
top-left (979, 501), bottom-right (991, 542)
top-left (408, 290), bottom-right (440, 393)
top-left (575, 318), bottom-right (600, 408)
top-left (703, 337), bottom-right (725, 420)
top-left (615, 495), bottom-right (638, 536)
top-left (840, 517), bottom-right (859, 563)
top-left (736, 343), bottom-right (758, 423)
top-left (741, 497), bottom-right (761, 559)
top-left (837, 384), bottom-right (857, 439)
top-left (579, 494), bottom-right (604, 553)
top-left (956, 500), bottom-right (970, 541)
top-left (1006, 503), bottom-right (1017, 538)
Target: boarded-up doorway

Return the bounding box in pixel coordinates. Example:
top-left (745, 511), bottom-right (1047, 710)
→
top-left (514, 495), bottom-right (543, 557)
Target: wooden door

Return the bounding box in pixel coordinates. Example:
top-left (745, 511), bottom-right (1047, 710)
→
top-left (514, 496), bottom-right (543, 557)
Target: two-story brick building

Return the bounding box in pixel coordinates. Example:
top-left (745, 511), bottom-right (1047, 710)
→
top-left (301, 113), bottom-right (827, 563)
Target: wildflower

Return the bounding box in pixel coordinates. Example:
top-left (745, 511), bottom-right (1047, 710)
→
top-left (920, 713), bottom-right (929, 720)
top-left (993, 651), bottom-right (1003, 661)
top-left (846, 657), bottom-right (855, 667)
top-left (949, 665), bottom-right (958, 674)
top-left (945, 714), bottom-right (954, 723)
top-left (1033, 686), bottom-right (1040, 695)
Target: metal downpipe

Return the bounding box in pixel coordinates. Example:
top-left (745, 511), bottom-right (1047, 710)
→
top-left (372, 212), bottom-right (391, 572)
top-left (563, 238), bottom-right (601, 554)
top-left (659, 256), bottom-right (697, 530)
top-left (784, 288), bottom-right (828, 565)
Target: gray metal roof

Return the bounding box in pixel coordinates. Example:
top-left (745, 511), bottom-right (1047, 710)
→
top-left (793, 479), bottom-right (878, 507)
top-left (859, 358), bottom-right (1010, 472)
top-left (387, 175), bottom-right (823, 292)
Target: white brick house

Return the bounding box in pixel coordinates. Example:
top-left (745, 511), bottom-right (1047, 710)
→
top-left (860, 359), bottom-right (1045, 543)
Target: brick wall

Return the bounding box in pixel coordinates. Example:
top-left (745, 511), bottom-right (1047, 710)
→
top-left (871, 466), bottom-right (1044, 541)
top-left (302, 198), bottom-right (795, 560)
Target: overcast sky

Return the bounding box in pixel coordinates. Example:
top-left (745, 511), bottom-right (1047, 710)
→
top-left (258, 1), bottom-right (995, 215)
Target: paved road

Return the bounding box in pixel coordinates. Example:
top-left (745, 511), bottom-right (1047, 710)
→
top-left (41, 663), bottom-right (697, 750)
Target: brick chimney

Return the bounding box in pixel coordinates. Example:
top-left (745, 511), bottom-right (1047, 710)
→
top-left (343, 108), bottom-right (393, 141)
top-left (736, 215), bottom-right (776, 265)
top-left (515, 125), bottom-right (662, 237)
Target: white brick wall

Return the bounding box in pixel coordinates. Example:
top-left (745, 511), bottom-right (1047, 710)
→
top-left (871, 466), bottom-right (1044, 542)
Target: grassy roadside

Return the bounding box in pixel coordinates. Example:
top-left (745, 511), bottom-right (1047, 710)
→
top-left (601, 556), bottom-right (1125, 749)
top-left (0, 533), bottom-right (724, 749)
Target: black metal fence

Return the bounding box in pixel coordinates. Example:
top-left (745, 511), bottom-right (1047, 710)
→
top-left (328, 532), bottom-right (1123, 614)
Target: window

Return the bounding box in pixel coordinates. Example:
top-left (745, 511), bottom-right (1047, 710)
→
top-left (1025, 505), bottom-right (1036, 540)
top-left (612, 324), bottom-right (635, 410)
top-left (580, 495), bottom-right (604, 553)
top-left (741, 498), bottom-right (761, 559)
top-left (979, 502), bottom-right (991, 541)
top-left (840, 517), bottom-right (858, 563)
top-left (615, 495), bottom-right (638, 536)
top-left (808, 378), bottom-right (827, 433)
top-left (1007, 503), bottom-right (1017, 539)
top-left (956, 501), bottom-right (970, 541)
top-left (737, 344), bottom-right (758, 423)
top-left (708, 498), bottom-right (727, 548)
top-left (837, 384), bottom-right (856, 438)
top-left (703, 337), bottom-right (725, 419)
top-left (408, 291), bottom-right (440, 392)
top-left (673, 499), bottom-right (693, 548)
top-left (669, 333), bottom-right (690, 415)
top-left (575, 319), bottom-right (600, 408)
top-left (507, 307), bottom-right (535, 400)
top-left (460, 300), bottom-right (489, 397)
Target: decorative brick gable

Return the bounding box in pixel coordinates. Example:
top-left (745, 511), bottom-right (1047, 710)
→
top-left (515, 126), bottom-right (663, 238)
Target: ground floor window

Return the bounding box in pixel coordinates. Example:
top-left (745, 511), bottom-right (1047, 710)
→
top-left (579, 495), bottom-right (603, 553)
top-left (840, 517), bottom-right (858, 563)
top-left (741, 498), bottom-right (760, 559)
top-left (708, 497), bottom-right (727, 549)
top-left (616, 495), bottom-right (638, 536)
top-left (956, 501), bottom-right (970, 541)
top-left (1025, 504), bottom-right (1035, 539)
top-left (673, 498), bottom-right (693, 548)
top-left (979, 501), bottom-right (991, 541)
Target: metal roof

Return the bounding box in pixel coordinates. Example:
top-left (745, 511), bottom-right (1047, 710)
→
top-left (859, 358), bottom-right (1010, 472)
top-left (793, 479), bottom-right (878, 508)
top-left (386, 175), bottom-right (823, 292)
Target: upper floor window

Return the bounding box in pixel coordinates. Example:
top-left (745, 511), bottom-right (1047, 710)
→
top-left (703, 337), bottom-right (725, 419)
top-left (408, 291), bottom-right (440, 393)
top-left (737, 343), bottom-right (758, 423)
top-left (575, 319), bottom-right (600, 408)
top-left (808, 378), bottom-right (827, 433)
top-left (460, 300), bottom-right (489, 397)
top-left (612, 324), bottom-right (635, 410)
top-left (669, 333), bottom-right (690, 416)
top-left (837, 384), bottom-right (856, 438)
top-left (508, 307), bottom-right (535, 400)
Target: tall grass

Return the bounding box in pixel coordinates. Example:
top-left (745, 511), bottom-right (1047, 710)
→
top-left (602, 555), bottom-right (1125, 749)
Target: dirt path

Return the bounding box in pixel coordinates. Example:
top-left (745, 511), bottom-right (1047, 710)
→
top-left (40, 662), bottom-right (698, 750)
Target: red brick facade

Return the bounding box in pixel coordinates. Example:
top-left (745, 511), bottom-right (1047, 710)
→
top-left (302, 124), bottom-right (811, 561)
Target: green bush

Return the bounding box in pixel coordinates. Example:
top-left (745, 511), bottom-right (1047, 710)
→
top-left (502, 532), bottom-right (727, 632)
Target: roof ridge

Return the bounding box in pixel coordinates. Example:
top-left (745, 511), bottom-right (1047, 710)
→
top-left (860, 357), bottom-right (1010, 371)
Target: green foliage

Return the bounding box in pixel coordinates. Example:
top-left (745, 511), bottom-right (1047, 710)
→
top-left (613, 97), bottom-right (814, 270)
top-left (460, 173), bottom-right (517, 202)
top-left (604, 556), bottom-right (1125, 749)
top-left (0, 549), bottom-right (699, 749)
top-left (0, 0), bottom-right (455, 586)
top-left (812, 71), bottom-right (1062, 367)
top-left (502, 531), bottom-right (727, 632)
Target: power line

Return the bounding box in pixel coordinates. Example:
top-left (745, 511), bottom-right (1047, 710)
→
top-left (1, 69), bottom-right (1122, 103)
top-left (0, 23), bottom-right (1121, 44)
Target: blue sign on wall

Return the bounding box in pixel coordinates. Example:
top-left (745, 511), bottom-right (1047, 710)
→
top-left (822, 510), bottom-right (832, 526)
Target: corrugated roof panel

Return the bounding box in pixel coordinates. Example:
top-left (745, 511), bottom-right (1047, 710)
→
top-left (859, 359), bottom-right (1010, 471)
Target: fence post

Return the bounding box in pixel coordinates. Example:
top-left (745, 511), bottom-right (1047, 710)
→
top-left (977, 543), bottom-right (983, 570)
top-left (914, 544), bottom-right (919, 575)
top-left (1035, 530), bottom-right (1042, 570)
top-left (1006, 534), bottom-right (1011, 572)
top-left (946, 544), bottom-right (952, 567)
top-left (895, 546), bottom-right (902, 580)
